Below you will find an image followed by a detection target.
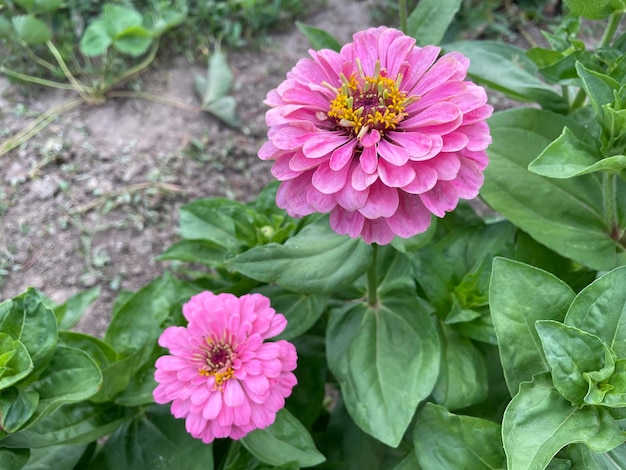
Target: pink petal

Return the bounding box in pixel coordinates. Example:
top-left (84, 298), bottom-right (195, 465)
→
top-left (312, 160), bottom-right (351, 194)
top-left (401, 164), bottom-right (438, 194)
top-left (202, 390), bottom-right (223, 420)
top-left (306, 184), bottom-right (337, 212)
top-left (387, 131), bottom-right (433, 160)
top-left (329, 140), bottom-right (357, 170)
top-left (453, 157), bottom-right (484, 199)
top-left (351, 162), bottom-right (378, 191)
top-left (302, 132), bottom-right (351, 158)
top-left (224, 380), bottom-right (245, 407)
top-left (360, 129), bottom-right (381, 148)
top-left (420, 181), bottom-right (459, 217)
top-left (359, 145), bottom-right (379, 174)
top-left (329, 208), bottom-right (365, 238)
top-left (425, 152), bottom-right (461, 180)
top-left (378, 139), bottom-right (409, 165)
top-left (359, 181), bottom-right (400, 219)
top-left (378, 159), bottom-right (416, 188)
top-left (361, 218), bottom-right (396, 244)
top-left (386, 193), bottom-right (432, 238)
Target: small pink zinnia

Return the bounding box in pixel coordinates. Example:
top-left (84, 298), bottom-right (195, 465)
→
top-left (153, 291), bottom-right (298, 443)
top-left (259, 26), bottom-right (493, 244)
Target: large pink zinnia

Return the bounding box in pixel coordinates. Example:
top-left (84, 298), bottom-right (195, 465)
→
top-left (153, 292), bottom-right (298, 443)
top-left (259, 26), bottom-right (493, 244)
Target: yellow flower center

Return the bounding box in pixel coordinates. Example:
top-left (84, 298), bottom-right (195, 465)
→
top-left (327, 60), bottom-right (417, 138)
top-left (196, 335), bottom-right (236, 391)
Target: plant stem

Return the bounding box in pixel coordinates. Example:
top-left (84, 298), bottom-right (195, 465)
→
top-left (46, 40), bottom-right (94, 102)
top-left (0, 67), bottom-right (78, 90)
top-left (570, 88), bottom-right (587, 110)
top-left (367, 244), bottom-right (379, 308)
top-left (0, 99), bottom-right (83, 157)
top-left (603, 172), bottom-right (618, 234)
top-left (600, 11), bottom-right (623, 48)
top-left (106, 41), bottom-right (160, 92)
top-left (398, 0), bottom-right (408, 33)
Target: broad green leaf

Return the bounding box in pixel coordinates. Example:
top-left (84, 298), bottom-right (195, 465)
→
top-left (157, 239), bottom-right (228, 266)
top-left (0, 448), bottom-right (28, 470)
top-left (113, 353), bottom-right (158, 406)
top-left (562, 442), bottom-right (626, 470)
top-left (103, 4), bottom-right (143, 37)
top-left (104, 273), bottom-right (182, 358)
top-left (11, 15), bottom-right (51, 45)
top-left (0, 387), bottom-right (38, 434)
top-left (91, 405), bottom-right (214, 470)
top-left (0, 288), bottom-right (57, 373)
top-left (25, 444), bottom-right (87, 470)
top-left (413, 403), bottom-right (505, 470)
top-left (564, 0), bottom-right (626, 19)
top-left (254, 286), bottom-right (328, 341)
top-left (1, 402), bottom-right (130, 448)
top-left (112, 26), bottom-right (153, 56)
top-left (432, 325), bottom-right (488, 410)
top-left (502, 373), bottom-right (624, 470)
top-left (565, 266), bottom-right (626, 356)
top-left (226, 218), bottom-right (372, 295)
top-left (406, 0), bottom-right (462, 45)
top-left (25, 345), bottom-right (102, 425)
top-left (393, 452), bottom-right (423, 470)
top-left (14, 0), bottom-right (63, 14)
top-left (295, 21), bottom-right (341, 51)
top-left (445, 41), bottom-right (568, 112)
top-left (178, 199), bottom-right (255, 250)
top-left (490, 258), bottom-right (575, 396)
top-left (588, 358), bottom-right (626, 407)
top-left (0, 16), bottom-right (13, 38)
top-left (242, 409), bottom-right (325, 467)
top-left (536, 321), bottom-right (615, 405)
top-left (80, 21), bottom-right (112, 56)
top-left (326, 282), bottom-right (440, 446)
top-left (390, 216), bottom-right (437, 253)
top-left (576, 62), bottom-right (619, 115)
top-left (528, 127), bottom-right (612, 178)
top-left (482, 108), bottom-right (619, 270)
top-left (203, 96), bottom-right (240, 128)
top-left (54, 287), bottom-right (100, 330)
top-left (0, 334), bottom-right (32, 391)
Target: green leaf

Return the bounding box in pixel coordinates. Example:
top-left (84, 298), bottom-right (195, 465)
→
top-left (0, 334), bottom-right (32, 391)
top-left (11, 15), bottom-right (51, 45)
top-left (406, 0), bottom-right (462, 45)
top-left (502, 373), bottom-right (624, 470)
top-left (445, 41), bottom-right (568, 112)
top-left (295, 21), bottom-right (341, 51)
top-left (25, 345), bottom-right (102, 426)
top-left (15, 0), bottom-right (63, 14)
top-left (157, 239), bottom-right (228, 266)
top-left (536, 321), bottom-right (615, 405)
top-left (528, 127), bottom-right (614, 178)
top-left (576, 62), bottom-right (619, 115)
top-left (482, 108), bottom-right (620, 270)
top-left (564, 0), bottom-right (626, 19)
top-left (0, 16), bottom-right (13, 38)
top-left (103, 4), bottom-right (143, 38)
top-left (226, 218), bottom-right (372, 295)
top-left (1, 402), bottom-right (130, 448)
top-left (0, 387), bottom-right (38, 434)
top-left (432, 325), bottom-right (488, 410)
top-left (24, 444), bottom-right (87, 470)
top-left (91, 404), bottom-right (215, 470)
top-left (241, 409), bottom-right (325, 468)
top-left (588, 358), bottom-right (626, 407)
top-left (490, 258), bottom-right (575, 396)
top-left (0, 288), bottom-right (57, 373)
top-left (0, 448), bottom-right (29, 470)
top-left (565, 266), bottom-right (626, 356)
top-left (326, 282), bottom-right (440, 446)
top-left (178, 199), bottom-right (254, 250)
top-left (54, 287), bottom-right (100, 330)
top-left (80, 21), bottom-right (112, 56)
top-left (195, 50), bottom-right (240, 127)
top-left (104, 273), bottom-right (182, 358)
top-left (112, 26), bottom-right (153, 57)
top-left (254, 286), bottom-right (327, 341)
top-left (413, 403), bottom-right (505, 470)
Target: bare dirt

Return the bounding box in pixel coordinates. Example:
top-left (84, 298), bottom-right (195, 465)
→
top-left (0, 0), bottom-right (374, 335)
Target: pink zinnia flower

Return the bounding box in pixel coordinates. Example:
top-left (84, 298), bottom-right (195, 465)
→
top-left (153, 292), bottom-right (298, 443)
top-left (259, 26), bottom-right (493, 244)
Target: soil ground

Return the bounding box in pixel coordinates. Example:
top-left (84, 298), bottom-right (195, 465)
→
top-left (0, 0), bottom-right (375, 335)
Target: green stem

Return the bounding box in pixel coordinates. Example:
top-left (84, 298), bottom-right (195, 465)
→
top-left (570, 88), bottom-right (587, 110)
top-left (104, 40), bottom-right (160, 92)
top-left (45, 40), bottom-right (94, 102)
top-left (0, 67), bottom-right (78, 90)
top-left (398, 0), bottom-right (408, 33)
top-left (603, 172), bottom-right (618, 234)
top-left (600, 11), bottom-right (623, 48)
top-left (367, 244), bottom-right (379, 308)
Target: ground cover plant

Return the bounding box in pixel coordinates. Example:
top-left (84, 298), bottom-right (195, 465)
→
top-left (1, 0), bottom-right (626, 469)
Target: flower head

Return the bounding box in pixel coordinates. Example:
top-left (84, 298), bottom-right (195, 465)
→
top-left (259, 27), bottom-right (493, 244)
top-left (153, 292), bottom-right (298, 443)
